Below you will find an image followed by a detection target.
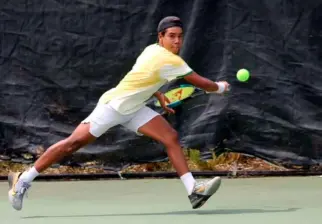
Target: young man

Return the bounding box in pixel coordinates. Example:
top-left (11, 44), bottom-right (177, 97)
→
top-left (8, 16), bottom-right (230, 211)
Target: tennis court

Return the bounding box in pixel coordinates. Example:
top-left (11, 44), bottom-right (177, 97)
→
top-left (0, 176), bottom-right (320, 224)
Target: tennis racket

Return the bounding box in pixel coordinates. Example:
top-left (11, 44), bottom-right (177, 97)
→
top-left (154, 84), bottom-right (230, 109)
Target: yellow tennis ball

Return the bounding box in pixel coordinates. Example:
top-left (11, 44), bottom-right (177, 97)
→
top-left (236, 69), bottom-right (250, 82)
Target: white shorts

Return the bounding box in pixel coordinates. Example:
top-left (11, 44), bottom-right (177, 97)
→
top-left (81, 103), bottom-right (160, 137)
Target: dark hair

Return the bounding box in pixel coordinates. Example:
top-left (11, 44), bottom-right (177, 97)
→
top-left (157, 16), bottom-right (183, 33)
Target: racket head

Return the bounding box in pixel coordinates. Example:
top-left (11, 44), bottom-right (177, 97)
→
top-left (154, 84), bottom-right (196, 108)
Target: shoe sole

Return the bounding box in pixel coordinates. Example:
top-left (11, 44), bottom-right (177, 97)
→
top-left (205, 176), bottom-right (221, 195)
top-left (8, 172), bottom-right (23, 211)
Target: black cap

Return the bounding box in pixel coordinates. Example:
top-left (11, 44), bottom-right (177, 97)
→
top-left (157, 16), bottom-right (183, 33)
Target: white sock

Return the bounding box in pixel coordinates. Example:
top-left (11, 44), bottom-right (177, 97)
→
top-left (19, 167), bottom-right (39, 183)
top-left (180, 172), bottom-right (196, 195)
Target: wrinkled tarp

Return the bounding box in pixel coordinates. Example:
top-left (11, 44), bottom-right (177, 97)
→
top-left (1, 0), bottom-right (322, 170)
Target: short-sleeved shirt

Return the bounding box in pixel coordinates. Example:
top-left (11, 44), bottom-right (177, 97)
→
top-left (98, 43), bottom-right (193, 114)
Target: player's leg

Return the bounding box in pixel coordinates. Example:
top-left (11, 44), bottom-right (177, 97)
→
top-left (36, 123), bottom-right (96, 172)
top-left (8, 123), bottom-right (96, 211)
top-left (8, 103), bottom-right (126, 211)
top-left (123, 107), bottom-right (221, 209)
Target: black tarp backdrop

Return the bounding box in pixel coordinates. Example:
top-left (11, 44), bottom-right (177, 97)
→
top-left (1, 0), bottom-right (322, 171)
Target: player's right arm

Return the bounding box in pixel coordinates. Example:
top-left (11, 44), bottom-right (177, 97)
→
top-left (184, 72), bottom-right (230, 94)
top-left (158, 53), bottom-right (229, 94)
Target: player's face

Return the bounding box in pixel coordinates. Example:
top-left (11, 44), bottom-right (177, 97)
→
top-left (159, 27), bottom-right (183, 54)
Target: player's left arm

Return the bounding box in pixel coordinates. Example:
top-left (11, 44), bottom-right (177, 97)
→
top-left (153, 91), bottom-right (175, 114)
top-left (184, 72), bottom-right (230, 94)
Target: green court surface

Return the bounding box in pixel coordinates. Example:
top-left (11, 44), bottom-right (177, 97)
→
top-left (0, 176), bottom-right (321, 224)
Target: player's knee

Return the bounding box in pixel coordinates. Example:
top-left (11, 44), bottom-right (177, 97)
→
top-left (162, 130), bottom-right (180, 147)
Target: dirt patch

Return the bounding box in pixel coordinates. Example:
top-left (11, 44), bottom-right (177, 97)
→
top-left (0, 150), bottom-right (289, 176)
top-left (0, 161), bottom-right (107, 176)
top-left (123, 151), bottom-right (289, 173)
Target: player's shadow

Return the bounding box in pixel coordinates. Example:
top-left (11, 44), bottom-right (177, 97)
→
top-left (23, 208), bottom-right (299, 219)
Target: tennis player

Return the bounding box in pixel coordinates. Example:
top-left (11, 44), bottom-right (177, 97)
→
top-left (8, 16), bottom-right (230, 211)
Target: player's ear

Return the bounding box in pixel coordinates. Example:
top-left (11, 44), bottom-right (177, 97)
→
top-left (159, 30), bottom-right (167, 39)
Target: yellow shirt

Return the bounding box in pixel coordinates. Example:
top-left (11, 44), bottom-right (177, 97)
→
top-left (98, 43), bottom-right (193, 114)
